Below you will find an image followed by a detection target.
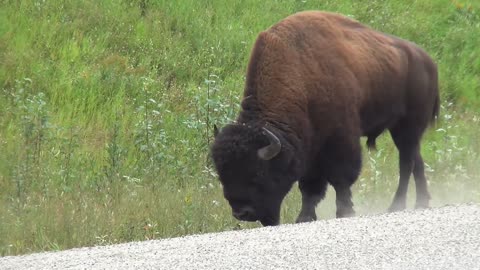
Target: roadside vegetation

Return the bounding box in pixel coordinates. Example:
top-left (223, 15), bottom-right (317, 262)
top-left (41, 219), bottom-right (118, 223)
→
top-left (1, 0), bottom-right (479, 256)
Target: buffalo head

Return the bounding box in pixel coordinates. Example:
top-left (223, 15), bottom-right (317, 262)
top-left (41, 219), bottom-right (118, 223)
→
top-left (211, 123), bottom-right (301, 226)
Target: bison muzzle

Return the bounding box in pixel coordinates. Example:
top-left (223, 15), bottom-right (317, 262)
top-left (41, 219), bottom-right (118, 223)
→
top-left (211, 11), bottom-right (439, 226)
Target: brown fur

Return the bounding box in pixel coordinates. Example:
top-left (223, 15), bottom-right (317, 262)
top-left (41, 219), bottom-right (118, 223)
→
top-left (212, 11), bottom-right (439, 225)
top-left (243, 11), bottom-right (438, 149)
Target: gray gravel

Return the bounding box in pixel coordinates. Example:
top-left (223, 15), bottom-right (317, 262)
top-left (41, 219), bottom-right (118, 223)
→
top-left (2, 204), bottom-right (479, 270)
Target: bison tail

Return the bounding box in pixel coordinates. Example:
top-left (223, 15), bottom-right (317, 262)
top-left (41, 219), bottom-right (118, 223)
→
top-left (431, 94), bottom-right (440, 125)
top-left (430, 66), bottom-right (440, 125)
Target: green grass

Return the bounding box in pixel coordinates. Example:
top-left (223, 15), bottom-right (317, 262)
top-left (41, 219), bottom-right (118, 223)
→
top-left (1, 0), bottom-right (479, 256)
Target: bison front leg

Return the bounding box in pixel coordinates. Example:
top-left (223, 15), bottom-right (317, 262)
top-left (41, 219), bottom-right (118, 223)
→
top-left (325, 134), bottom-right (362, 218)
top-left (296, 175), bottom-right (327, 223)
top-left (296, 193), bottom-right (323, 223)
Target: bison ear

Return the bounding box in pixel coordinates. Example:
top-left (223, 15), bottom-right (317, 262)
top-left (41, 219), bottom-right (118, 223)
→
top-left (213, 124), bottom-right (219, 138)
top-left (257, 126), bottom-right (282, 160)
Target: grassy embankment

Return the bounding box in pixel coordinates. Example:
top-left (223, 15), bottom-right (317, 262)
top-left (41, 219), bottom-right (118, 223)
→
top-left (0, 0), bottom-right (479, 256)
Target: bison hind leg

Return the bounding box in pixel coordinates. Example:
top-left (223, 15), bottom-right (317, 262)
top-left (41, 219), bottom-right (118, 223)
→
top-left (412, 150), bottom-right (431, 209)
top-left (388, 122), bottom-right (430, 212)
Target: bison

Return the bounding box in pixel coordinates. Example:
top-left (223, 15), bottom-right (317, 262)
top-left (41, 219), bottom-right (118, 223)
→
top-left (211, 11), bottom-right (439, 226)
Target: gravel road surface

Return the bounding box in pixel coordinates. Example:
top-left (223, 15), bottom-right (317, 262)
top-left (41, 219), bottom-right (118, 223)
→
top-left (1, 204), bottom-right (479, 270)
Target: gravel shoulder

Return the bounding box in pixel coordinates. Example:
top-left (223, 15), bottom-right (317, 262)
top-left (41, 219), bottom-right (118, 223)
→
top-left (2, 204), bottom-right (479, 270)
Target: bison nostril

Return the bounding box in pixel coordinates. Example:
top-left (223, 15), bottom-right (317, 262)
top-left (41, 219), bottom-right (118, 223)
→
top-left (232, 207), bottom-right (255, 220)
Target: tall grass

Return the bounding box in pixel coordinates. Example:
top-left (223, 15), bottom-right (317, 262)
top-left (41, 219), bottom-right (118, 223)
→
top-left (1, 0), bottom-right (479, 256)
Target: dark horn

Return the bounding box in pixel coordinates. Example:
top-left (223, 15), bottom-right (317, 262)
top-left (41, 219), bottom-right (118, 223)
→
top-left (257, 127), bottom-right (282, 160)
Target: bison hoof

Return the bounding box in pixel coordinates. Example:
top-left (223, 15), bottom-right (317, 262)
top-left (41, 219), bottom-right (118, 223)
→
top-left (388, 202), bottom-right (406, 212)
top-left (415, 200), bottom-right (430, 209)
top-left (295, 214), bottom-right (316, 223)
top-left (336, 209), bottom-right (355, 218)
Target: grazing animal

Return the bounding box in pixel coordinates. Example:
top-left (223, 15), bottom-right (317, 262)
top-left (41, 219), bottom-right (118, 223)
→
top-left (211, 11), bottom-right (439, 226)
